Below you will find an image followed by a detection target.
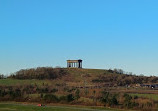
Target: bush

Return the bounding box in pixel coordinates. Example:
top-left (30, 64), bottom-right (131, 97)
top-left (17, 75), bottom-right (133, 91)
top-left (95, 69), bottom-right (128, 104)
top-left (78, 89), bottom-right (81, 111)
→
top-left (123, 94), bottom-right (132, 108)
top-left (109, 95), bottom-right (118, 106)
top-left (75, 89), bottom-right (80, 100)
top-left (101, 91), bottom-right (119, 106)
top-left (51, 88), bottom-right (58, 93)
top-left (67, 94), bottom-right (75, 102)
top-left (123, 93), bottom-right (138, 108)
top-left (59, 95), bottom-right (67, 102)
top-left (101, 91), bottom-right (109, 104)
top-left (44, 94), bottom-right (59, 103)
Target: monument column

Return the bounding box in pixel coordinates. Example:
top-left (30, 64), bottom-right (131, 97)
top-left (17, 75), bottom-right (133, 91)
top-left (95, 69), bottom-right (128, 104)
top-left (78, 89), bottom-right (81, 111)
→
top-left (78, 61), bottom-right (80, 68)
top-left (76, 62), bottom-right (77, 68)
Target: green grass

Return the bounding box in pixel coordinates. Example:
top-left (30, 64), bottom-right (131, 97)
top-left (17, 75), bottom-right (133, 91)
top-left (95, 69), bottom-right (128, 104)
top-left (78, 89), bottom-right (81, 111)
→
top-left (28, 94), bottom-right (40, 98)
top-left (0, 78), bottom-right (51, 86)
top-left (130, 93), bottom-right (158, 101)
top-left (0, 103), bottom-right (125, 111)
top-left (66, 68), bottom-right (108, 82)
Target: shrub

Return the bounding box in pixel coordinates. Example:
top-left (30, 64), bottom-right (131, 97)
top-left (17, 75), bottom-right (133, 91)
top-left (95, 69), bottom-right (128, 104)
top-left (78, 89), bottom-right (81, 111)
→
top-left (59, 95), bottom-right (67, 102)
top-left (51, 88), bottom-right (58, 93)
top-left (101, 91), bottom-right (119, 106)
top-left (75, 89), bottom-right (80, 100)
top-left (67, 94), bottom-right (75, 102)
top-left (109, 95), bottom-right (118, 106)
top-left (101, 91), bottom-right (109, 104)
top-left (44, 94), bottom-right (59, 103)
top-left (123, 93), bottom-right (132, 108)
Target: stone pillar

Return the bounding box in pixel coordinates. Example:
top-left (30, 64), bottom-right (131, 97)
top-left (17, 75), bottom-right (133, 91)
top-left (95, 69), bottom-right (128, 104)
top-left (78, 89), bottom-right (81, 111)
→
top-left (78, 62), bottom-right (80, 68)
top-left (76, 62), bottom-right (78, 68)
top-left (76, 62), bottom-right (77, 67)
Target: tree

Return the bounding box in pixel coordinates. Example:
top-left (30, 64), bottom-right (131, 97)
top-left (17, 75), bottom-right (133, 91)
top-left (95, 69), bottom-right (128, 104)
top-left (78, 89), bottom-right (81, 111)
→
top-left (44, 94), bottom-right (59, 103)
top-left (93, 90), bottom-right (96, 102)
top-left (102, 91), bottom-right (118, 106)
top-left (123, 94), bottom-right (132, 108)
top-left (0, 74), bottom-right (4, 79)
top-left (67, 94), bottom-right (74, 102)
top-left (75, 89), bottom-right (80, 100)
top-left (102, 91), bottom-right (110, 104)
top-left (109, 95), bottom-right (118, 106)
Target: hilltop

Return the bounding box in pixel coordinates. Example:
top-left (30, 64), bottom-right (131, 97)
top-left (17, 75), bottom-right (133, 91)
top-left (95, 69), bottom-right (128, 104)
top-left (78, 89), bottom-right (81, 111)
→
top-left (6, 67), bottom-right (158, 87)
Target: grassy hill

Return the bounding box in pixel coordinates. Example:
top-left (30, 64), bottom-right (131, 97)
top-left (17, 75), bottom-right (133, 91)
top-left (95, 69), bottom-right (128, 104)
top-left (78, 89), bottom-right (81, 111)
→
top-left (2, 68), bottom-right (158, 87)
top-left (0, 68), bottom-right (106, 86)
top-left (0, 68), bottom-right (158, 111)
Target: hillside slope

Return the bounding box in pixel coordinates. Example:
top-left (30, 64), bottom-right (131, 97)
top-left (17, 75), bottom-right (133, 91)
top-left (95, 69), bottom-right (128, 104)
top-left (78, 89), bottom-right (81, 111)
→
top-left (0, 68), bottom-right (158, 110)
top-left (1, 68), bottom-right (157, 87)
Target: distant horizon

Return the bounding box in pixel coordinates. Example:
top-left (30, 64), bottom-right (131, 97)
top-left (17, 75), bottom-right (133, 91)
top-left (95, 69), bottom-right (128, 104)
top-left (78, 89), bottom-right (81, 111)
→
top-left (0, 0), bottom-right (158, 76)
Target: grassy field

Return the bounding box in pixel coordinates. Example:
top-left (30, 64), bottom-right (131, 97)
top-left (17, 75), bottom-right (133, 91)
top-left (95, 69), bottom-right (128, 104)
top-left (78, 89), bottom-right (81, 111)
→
top-left (0, 103), bottom-right (125, 111)
top-left (130, 93), bottom-right (158, 101)
top-left (0, 78), bottom-right (49, 86)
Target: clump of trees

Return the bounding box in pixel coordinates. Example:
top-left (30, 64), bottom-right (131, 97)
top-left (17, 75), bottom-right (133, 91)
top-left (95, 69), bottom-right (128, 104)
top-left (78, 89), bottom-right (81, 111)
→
top-left (123, 93), bottom-right (138, 108)
top-left (0, 84), bottom-right (78, 103)
top-left (122, 93), bottom-right (154, 111)
top-left (101, 92), bottom-right (155, 111)
top-left (0, 74), bottom-right (5, 79)
top-left (101, 91), bottom-right (119, 107)
top-left (0, 84), bottom-right (157, 111)
top-left (9, 67), bottom-right (68, 80)
top-left (92, 69), bottom-right (158, 86)
top-left (108, 69), bottom-right (124, 74)
top-left (0, 87), bottom-right (23, 101)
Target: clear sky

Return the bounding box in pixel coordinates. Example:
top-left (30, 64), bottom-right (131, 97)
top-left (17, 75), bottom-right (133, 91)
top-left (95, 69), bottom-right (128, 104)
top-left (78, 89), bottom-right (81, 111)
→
top-left (0, 0), bottom-right (158, 76)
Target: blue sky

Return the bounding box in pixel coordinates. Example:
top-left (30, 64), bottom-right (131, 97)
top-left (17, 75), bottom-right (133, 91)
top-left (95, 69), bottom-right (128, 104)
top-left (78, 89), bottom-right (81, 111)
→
top-left (0, 0), bottom-right (158, 75)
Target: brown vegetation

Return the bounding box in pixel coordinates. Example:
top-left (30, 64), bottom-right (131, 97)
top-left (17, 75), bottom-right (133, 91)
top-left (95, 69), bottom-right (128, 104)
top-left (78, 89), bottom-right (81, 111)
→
top-left (0, 67), bottom-right (158, 111)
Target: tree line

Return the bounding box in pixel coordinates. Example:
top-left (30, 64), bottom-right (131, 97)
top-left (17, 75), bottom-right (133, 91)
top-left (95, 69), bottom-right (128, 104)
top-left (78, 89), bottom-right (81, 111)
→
top-left (92, 69), bottom-right (158, 86)
top-left (9, 67), bottom-right (68, 80)
top-left (0, 84), bottom-right (155, 111)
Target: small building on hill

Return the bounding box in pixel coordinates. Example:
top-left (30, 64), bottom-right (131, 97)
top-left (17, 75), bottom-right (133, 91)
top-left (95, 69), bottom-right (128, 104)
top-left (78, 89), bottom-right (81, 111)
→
top-left (67, 59), bottom-right (83, 68)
